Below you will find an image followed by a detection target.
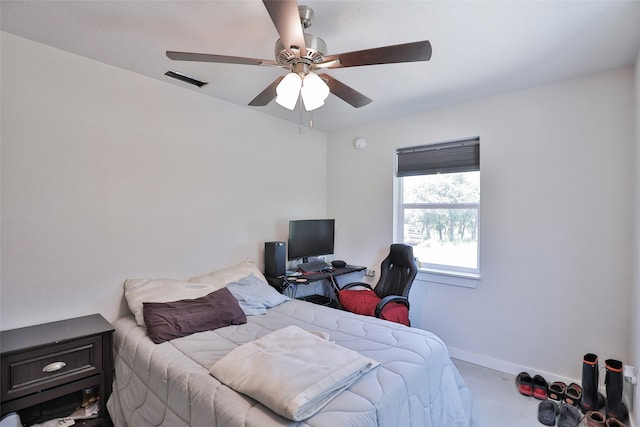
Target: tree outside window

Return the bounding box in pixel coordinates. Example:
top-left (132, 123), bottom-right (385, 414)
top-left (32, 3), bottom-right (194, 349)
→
top-left (401, 171), bottom-right (480, 273)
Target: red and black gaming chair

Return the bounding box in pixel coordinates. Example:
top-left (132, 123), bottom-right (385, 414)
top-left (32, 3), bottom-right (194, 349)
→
top-left (338, 244), bottom-right (418, 326)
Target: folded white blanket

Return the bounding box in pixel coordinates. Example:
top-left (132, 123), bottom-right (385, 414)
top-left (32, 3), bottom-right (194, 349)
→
top-left (209, 325), bottom-right (379, 421)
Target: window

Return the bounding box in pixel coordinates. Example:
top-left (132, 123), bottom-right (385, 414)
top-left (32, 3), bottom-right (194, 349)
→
top-left (396, 137), bottom-right (480, 282)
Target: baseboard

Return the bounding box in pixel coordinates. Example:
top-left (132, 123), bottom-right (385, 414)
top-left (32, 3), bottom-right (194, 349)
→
top-left (448, 346), bottom-right (636, 427)
top-left (448, 346), bottom-right (579, 386)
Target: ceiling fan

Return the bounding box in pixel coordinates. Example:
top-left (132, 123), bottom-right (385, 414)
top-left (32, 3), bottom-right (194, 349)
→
top-left (166, 0), bottom-right (432, 112)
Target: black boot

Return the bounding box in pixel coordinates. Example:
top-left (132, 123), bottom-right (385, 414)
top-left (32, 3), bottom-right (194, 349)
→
top-left (580, 353), bottom-right (605, 414)
top-left (605, 359), bottom-right (628, 422)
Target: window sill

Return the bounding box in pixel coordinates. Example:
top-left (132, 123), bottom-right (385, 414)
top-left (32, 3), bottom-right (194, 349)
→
top-left (415, 268), bottom-right (480, 289)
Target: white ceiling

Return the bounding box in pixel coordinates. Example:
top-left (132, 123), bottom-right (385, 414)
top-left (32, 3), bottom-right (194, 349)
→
top-left (2, 1), bottom-right (640, 132)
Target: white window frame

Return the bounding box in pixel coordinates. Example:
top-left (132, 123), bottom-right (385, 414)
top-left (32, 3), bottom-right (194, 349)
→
top-left (394, 138), bottom-right (481, 289)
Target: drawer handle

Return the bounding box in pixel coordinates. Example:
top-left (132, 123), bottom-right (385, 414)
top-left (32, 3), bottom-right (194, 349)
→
top-left (42, 361), bottom-right (67, 373)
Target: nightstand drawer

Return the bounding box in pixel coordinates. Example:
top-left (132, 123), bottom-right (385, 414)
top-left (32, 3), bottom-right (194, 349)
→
top-left (1, 335), bottom-right (102, 402)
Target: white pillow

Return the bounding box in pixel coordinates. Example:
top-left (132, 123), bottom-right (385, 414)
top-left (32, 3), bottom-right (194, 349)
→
top-left (124, 260), bottom-right (268, 327)
top-left (124, 278), bottom-right (225, 326)
top-left (188, 260), bottom-right (268, 286)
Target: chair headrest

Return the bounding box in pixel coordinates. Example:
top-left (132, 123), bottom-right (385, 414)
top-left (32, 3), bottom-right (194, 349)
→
top-left (389, 244), bottom-right (414, 267)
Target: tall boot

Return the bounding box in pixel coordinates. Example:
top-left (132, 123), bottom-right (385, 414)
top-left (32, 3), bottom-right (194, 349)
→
top-left (580, 353), bottom-right (605, 414)
top-left (604, 359), bottom-right (628, 422)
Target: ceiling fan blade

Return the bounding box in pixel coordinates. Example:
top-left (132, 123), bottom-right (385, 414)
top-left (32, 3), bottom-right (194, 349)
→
top-left (167, 51), bottom-right (278, 66)
top-left (263, 0), bottom-right (307, 56)
top-left (318, 73), bottom-right (372, 108)
top-left (248, 75), bottom-right (285, 106)
top-left (320, 40), bottom-right (432, 69)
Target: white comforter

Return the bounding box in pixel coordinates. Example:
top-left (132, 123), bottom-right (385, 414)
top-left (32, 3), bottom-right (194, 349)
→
top-left (107, 299), bottom-right (472, 427)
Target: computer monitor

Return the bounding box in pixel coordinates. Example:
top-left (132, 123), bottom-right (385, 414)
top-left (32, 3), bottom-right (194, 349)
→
top-left (287, 219), bottom-right (335, 262)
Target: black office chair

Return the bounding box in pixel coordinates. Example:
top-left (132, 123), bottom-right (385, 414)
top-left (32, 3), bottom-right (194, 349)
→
top-left (339, 244), bottom-right (418, 324)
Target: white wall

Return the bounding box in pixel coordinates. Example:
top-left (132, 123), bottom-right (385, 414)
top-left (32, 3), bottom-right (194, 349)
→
top-left (0, 33), bottom-right (327, 330)
top-left (633, 48), bottom-right (639, 427)
top-left (327, 68), bottom-right (635, 382)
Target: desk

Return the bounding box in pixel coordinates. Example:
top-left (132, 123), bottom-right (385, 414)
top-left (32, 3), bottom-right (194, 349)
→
top-left (266, 265), bottom-right (366, 307)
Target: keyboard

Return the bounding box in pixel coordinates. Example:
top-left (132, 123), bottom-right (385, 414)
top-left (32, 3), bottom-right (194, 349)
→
top-left (297, 260), bottom-right (331, 273)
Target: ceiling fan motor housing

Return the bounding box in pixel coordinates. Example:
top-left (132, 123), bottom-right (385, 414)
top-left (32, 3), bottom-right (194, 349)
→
top-left (275, 33), bottom-right (326, 66)
top-left (274, 5), bottom-right (325, 67)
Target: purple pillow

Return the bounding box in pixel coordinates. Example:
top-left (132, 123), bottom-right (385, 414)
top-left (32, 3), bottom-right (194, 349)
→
top-left (143, 287), bottom-right (247, 344)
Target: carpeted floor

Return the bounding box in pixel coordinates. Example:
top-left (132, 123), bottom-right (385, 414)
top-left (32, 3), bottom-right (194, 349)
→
top-left (454, 359), bottom-right (565, 427)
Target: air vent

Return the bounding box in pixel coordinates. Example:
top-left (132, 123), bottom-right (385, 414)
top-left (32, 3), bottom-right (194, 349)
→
top-left (164, 70), bottom-right (207, 87)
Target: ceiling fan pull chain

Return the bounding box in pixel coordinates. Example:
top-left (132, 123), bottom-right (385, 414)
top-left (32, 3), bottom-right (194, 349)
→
top-left (298, 97), bottom-right (303, 134)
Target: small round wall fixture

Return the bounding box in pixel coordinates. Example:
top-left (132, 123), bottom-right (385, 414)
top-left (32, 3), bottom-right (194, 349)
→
top-left (354, 137), bottom-right (367, 150)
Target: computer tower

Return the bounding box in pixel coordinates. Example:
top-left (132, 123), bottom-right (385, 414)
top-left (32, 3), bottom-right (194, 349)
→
top-left (264, 241), bottom-right (286, 277)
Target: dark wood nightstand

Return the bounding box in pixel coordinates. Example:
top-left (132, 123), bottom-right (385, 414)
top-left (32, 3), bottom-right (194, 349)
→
top-left (1, 314), bottom-right (114, 423)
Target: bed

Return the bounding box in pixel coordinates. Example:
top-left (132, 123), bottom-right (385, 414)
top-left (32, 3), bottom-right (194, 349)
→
top-left (106, 261), bottom-right (472, 427)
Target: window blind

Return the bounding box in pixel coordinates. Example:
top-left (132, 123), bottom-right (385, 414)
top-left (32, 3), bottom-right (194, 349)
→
top-left (396, 137), bottom-right (480, 177)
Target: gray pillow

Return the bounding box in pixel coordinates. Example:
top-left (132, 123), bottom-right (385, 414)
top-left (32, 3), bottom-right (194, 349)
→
top-left (226, 274), bottom-right (290, 315)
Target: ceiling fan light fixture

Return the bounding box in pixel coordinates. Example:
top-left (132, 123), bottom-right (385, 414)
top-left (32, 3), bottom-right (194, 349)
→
top-left (301, 72), bottom-right (329, 111)
top-left (275, 72), bottom-right (302, 110)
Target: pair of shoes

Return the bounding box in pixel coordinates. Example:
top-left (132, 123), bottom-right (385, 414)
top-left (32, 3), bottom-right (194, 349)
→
top-left (549, 381), bottom-right (582, 406)
top-left (539, 402), bottom-right (582, 426)
top-left (585, 411), bottom-right (627, 427)
top-left (585, 411), bottom-right (605, 427)
top-left (516, 372), bottom-right (548, 399)
top-left (580, 353), bottom-right (629, 423)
